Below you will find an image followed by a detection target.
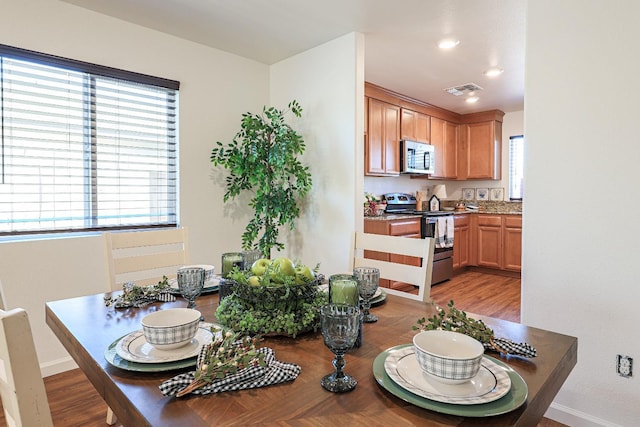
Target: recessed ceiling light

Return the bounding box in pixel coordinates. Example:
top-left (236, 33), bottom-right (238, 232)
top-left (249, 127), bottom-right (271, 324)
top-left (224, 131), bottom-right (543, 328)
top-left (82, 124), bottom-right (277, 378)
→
top-left (465, 97), bottom-right (479, 104)
top-left (438, 39), bottom-right (460, 49)
top-left (484, 68), bottom-right (504, 77)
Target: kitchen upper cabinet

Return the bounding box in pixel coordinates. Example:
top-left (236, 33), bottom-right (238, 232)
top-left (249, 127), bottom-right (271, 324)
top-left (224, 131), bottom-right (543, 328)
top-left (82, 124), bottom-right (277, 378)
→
top-left (459, 116), bottom-right (503, 180)
top-left (401, 108), bottom-right (430, 143)
top-left (503, 216), bottom-right (522, 272)
top-left (429, 117), bottom-right (458, 179)
top-left (366, 98), bottom-right (400, 176)
top-left (453, 214), bottom-right (470, 270)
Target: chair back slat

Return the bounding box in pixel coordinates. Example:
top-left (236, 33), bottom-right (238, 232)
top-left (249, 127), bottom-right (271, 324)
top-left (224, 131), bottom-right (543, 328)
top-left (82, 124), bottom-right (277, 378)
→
top-left (104, 227), bottom-right (190, 290)
top-left (350, 231), bottom-right (435, 302)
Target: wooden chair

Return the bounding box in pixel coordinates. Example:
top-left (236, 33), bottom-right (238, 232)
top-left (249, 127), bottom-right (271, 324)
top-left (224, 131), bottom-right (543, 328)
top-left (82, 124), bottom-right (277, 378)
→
top-left (350, 231), bottom-right (435, 302)
top-left (103, 227), bottom-right (190, 291)
top-left (0, 307), bottom-right (54, 427)
top-left (103, 227), bottom-right (189, 425)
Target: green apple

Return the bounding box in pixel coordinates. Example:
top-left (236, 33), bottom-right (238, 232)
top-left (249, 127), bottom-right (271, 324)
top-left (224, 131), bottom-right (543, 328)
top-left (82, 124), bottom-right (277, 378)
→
top-left (270, 257), bottom-right (296, 277)
top-left (294, 265), bottom-right (315, 285)
top-left (251, 258), bottom-right (270, 276)
top-left (247, 275), bottom-right (261, 287)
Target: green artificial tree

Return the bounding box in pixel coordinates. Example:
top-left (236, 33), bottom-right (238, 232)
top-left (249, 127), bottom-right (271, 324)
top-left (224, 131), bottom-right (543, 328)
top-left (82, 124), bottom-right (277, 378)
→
top-left (211, 100), bottom-right (312, 258)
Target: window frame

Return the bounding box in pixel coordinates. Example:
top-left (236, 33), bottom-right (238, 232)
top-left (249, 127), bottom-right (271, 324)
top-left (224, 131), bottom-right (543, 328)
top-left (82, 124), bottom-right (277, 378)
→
top-left (0, 44), bottom-right (180, 236)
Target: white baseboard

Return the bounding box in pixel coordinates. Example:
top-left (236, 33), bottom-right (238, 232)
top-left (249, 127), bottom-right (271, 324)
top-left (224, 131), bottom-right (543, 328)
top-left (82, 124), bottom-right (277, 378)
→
top-left (546, 402), bottom-right (623, 427)
top-left (40, 356), bottom-right (78, 378)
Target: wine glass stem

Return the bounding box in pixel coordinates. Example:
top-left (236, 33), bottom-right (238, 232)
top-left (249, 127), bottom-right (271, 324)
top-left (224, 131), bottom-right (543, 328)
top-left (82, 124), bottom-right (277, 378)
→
top-left (362, 299), bottom-right (371, 317)
top-left (332, 354), bottom-right (346, 379)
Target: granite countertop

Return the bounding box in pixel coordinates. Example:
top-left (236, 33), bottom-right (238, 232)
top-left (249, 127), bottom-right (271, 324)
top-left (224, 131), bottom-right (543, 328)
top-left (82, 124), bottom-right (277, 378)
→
top-left (364, 210), bottom-right (522, 220)
top-left (364, 214), bottom-right (423, 221)
top-left (364, 200), bottom-right (522, 220)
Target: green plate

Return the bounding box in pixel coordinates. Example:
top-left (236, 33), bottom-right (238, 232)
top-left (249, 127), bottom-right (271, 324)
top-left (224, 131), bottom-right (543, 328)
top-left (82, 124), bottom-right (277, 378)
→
top-left (370, 288), bottom-right (386, 306)
top-left (373, 344), bottom-right (528, 417)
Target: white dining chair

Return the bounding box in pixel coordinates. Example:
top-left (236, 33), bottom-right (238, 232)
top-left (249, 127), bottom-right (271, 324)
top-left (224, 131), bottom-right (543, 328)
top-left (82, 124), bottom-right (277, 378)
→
top-left (103, 227), bottom-right (189, 425)
top-left (103, 227), bottom-right (190, 291)
top-left (0, 307), bottom-right (54, 427)
top-left (350, 231), bottom-right (435, 302)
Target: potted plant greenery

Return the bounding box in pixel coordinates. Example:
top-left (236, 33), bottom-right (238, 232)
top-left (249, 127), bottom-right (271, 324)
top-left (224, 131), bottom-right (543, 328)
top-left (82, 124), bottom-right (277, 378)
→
top-left (210, 100), bottom-right (312, 258)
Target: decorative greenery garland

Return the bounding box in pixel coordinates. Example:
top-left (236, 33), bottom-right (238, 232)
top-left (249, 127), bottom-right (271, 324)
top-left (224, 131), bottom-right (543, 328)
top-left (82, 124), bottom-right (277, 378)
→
top-left (413, 300), bottom-right (495, 344)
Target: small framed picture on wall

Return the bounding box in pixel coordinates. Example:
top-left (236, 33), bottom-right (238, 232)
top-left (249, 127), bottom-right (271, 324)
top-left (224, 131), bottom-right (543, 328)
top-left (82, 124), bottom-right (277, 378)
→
top-left (462, 188), bottom-right (475, 201)
top-left (489, 188), bottom-right (504, 201)
top-left (476, 188), bottom-right (489, 201)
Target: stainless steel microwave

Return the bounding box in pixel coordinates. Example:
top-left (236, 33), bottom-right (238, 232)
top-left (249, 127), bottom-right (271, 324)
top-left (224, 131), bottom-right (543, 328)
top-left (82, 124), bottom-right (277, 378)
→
top-left (400, 140), bottom-right (435, 175)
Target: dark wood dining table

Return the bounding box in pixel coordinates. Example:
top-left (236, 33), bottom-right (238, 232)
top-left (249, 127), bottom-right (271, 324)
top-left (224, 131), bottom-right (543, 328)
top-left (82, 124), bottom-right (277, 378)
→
top-left (45, 290), bottom-right (577, 426)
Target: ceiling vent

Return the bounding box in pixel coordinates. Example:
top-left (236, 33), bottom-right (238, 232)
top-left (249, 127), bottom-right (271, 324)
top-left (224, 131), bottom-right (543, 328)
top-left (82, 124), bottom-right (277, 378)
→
top-left (444, 83), bottom-right (484, 96)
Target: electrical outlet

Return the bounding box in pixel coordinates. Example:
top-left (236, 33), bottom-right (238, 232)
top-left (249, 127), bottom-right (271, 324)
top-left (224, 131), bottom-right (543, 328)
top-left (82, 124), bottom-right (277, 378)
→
top-left (616, 354), bottom-right (633, 378)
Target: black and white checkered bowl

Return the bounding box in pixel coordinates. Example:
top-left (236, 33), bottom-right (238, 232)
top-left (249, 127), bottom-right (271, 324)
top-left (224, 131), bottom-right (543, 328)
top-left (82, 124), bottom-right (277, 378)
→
top-left (413, 330), bottom-right (484, 384)
top-left (141, 308), bottom-right (201, 350)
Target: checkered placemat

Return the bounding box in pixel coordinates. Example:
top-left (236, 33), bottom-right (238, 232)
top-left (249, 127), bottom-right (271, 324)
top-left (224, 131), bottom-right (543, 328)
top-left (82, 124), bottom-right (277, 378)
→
top-left (485, 337), bottom-right (537, 358)
top-left (159, 347), bottom-right (301, 397)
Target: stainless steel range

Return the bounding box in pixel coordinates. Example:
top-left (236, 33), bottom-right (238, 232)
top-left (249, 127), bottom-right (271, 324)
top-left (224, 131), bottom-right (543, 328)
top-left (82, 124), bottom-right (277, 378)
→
top-left (383, 193), bottom-right (453, 285)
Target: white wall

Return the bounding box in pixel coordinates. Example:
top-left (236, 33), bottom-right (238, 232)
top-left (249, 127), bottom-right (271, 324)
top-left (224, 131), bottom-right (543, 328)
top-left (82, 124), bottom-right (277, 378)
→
top-left (270, 33), bottom-right (365, 275)
top-left (525, 2), bottom-right (640, 425)
top-left (364, 110), bottom-right (524, 202)
top-left (0, 0), bottom-right (269, 375)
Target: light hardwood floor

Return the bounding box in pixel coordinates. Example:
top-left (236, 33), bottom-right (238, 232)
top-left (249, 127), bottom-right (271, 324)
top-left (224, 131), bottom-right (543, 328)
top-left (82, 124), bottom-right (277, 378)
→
top-left (0, 270), bottom-right (566, 426)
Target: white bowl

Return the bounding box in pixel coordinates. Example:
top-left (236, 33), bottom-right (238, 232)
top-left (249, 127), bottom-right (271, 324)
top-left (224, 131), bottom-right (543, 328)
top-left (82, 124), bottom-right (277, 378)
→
top-left (413, 330), bottom-right (484, 384)
top-left (141, 308), bottom-right (201, 350)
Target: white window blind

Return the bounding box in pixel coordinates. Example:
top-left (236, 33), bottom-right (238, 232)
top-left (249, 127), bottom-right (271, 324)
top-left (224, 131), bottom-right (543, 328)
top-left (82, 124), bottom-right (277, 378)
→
top-left (0, 45), bottom-right (179, 235)
top-left (508, 135), bottom-right (524, 200)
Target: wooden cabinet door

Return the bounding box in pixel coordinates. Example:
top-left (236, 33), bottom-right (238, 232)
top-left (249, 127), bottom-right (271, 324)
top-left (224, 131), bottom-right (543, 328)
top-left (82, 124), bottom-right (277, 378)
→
top-left (430, 117), bottom-right (457, 179)
top-left (367, 98), bottom-right (385, 175)
top-left (444, 120), bottom-right (458, 179)
top-left (384, 104), bottom-right (401, 175)
top-left (453, 214), bottom-right (469, 270)
top-left (401, 109), bottom-right (416, 141)
top-left (503, 216), bottom-right (522, 271)
top-left (430, 117), bottom-right (445, 178)
top-left (476, 215), bottom-right (502, 268)
top-left (367, 98), bottom-right (400, 176)
top-left (401, 109), bottom-right (430, 143)
top-left (464, 121), bottom-right (501, 179)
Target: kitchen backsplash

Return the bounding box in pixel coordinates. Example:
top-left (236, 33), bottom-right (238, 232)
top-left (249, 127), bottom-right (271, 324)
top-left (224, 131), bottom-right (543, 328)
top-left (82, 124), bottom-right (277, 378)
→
top-left (364, 176), bottom-right (522, 214)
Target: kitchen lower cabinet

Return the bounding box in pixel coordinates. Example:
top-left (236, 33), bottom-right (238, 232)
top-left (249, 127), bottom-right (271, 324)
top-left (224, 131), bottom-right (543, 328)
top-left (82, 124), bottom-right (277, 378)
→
top-left (475, 215), bottom-right (502, 269)
top-left (363, 217), bottom-right (421, 292)
top-left (453, 214), bottom-right (470, 270)
top-left (366, 98), bottom-right (400, 176)
top-left (466, 214), bottom-right (522, 273)
top-left (503, 216), bottom-right (522, 271)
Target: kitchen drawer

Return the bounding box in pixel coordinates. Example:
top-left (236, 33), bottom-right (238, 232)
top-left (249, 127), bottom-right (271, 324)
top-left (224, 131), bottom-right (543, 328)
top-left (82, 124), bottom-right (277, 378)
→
top-left (477, 215), bottom-right (502, 227)
top-left (454, 214), bottom-right (469, 227)
top-left (504, 216), bottom-right (522, 228)
top-left (388, 219), bottom-right (421, 236)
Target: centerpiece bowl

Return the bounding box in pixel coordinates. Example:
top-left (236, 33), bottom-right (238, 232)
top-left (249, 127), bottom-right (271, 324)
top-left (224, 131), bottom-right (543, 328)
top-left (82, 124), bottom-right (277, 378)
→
top-left (216, 258), bottom-right (326, 338)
